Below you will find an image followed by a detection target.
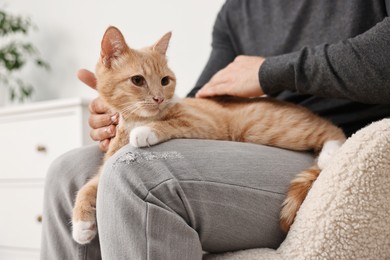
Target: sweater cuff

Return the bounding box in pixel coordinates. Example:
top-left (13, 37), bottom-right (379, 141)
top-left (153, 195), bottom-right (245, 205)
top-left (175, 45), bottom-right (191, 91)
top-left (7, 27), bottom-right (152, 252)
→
top-left (259, 51), bottom-right (301, 95)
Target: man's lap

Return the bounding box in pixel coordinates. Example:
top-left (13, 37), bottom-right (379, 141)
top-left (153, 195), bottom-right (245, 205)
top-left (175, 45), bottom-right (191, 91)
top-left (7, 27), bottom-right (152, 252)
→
top-left (100, 139), bottom-right (314, 250)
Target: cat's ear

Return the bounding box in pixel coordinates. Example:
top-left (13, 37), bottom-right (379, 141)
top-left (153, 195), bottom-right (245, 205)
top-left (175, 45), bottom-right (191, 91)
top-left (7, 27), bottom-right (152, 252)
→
top-left (100, 26), bottom-right (128, 68)
top-left (152, 32), bottom-right (172, 56)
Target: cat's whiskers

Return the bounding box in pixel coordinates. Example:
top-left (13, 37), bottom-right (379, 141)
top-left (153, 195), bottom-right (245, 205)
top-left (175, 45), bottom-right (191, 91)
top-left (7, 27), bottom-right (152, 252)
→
top-left (122, 102), bottom-right (161, 118)
top-left (124, 105), bottom-right (142, 114)
top-left (120, 103), bottom-right (144, 117)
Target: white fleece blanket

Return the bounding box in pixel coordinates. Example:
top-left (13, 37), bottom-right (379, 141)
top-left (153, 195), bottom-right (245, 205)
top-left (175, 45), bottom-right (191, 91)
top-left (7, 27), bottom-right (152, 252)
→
top-left (206, 119), bottom-right (390, 260)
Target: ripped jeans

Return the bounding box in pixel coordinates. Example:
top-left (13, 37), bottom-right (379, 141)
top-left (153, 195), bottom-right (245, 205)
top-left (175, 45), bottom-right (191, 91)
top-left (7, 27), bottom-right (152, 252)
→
top-left (40, 139), bottom-right (313, 260)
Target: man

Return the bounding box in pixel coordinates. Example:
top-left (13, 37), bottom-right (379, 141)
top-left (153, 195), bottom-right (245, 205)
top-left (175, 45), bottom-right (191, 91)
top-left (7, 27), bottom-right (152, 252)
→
top-left (41, 1), bottom-right (390, 259)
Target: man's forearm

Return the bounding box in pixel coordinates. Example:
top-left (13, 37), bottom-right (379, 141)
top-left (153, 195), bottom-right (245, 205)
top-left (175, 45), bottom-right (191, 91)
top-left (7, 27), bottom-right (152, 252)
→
top-left (260, 18), bottom-right (390, 104)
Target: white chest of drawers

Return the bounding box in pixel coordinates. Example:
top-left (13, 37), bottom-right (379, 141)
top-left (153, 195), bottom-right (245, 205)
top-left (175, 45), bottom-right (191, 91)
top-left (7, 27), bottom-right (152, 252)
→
top-left (0, 98), bottom-right (92, 259)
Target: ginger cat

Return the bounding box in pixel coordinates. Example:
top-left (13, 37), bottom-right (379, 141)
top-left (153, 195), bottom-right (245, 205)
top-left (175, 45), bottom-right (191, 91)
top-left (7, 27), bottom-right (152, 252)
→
top-left (72, 26), bottom-right (346, 244)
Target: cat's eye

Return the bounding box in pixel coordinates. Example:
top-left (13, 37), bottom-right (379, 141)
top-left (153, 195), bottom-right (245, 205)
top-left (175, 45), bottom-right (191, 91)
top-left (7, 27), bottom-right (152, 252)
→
top-left (161, 76), bottom-right (170, 86)
top-left (131, 75), bottom-right (145, 86)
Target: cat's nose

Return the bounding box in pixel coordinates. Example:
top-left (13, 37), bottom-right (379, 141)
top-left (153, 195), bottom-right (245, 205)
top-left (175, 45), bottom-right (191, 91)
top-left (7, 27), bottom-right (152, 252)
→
top-left (152, 96), bottom-right (164, 104)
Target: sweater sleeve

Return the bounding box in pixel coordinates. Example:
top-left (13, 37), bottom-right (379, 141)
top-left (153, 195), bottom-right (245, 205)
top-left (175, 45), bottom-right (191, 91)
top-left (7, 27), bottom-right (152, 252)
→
top-left (260, 17), bottom-right (390, 104)
top-left (186, 2), bottom-right (236, 97)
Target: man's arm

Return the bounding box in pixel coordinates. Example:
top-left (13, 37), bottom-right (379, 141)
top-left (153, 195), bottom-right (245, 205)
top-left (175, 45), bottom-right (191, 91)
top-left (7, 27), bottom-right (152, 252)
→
top-left (260, 17), bottom-right (390, 104)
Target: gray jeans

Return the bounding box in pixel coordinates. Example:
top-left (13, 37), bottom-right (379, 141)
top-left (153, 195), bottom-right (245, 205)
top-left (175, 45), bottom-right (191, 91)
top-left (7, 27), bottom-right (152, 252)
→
top-left (40, 139), bottom-right (313, 260)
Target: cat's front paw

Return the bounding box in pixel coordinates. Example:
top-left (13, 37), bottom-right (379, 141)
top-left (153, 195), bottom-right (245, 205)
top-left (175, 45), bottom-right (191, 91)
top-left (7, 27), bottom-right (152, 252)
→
top-left (130, 126), bottom-right (159, 147)
top-left (72, 220), bottom-right (97, 245)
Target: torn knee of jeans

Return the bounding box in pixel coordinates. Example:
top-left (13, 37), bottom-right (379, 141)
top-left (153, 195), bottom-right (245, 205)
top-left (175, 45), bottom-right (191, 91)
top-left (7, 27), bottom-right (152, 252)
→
top-left (113, 151), bottom-right (184, 166)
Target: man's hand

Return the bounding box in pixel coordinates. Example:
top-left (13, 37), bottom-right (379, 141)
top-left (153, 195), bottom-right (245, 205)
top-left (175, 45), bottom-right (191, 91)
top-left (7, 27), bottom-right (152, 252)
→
top-left (196, 55), bottom-right (266, 98)
top-left (78, 69), bottom-right (118, 152)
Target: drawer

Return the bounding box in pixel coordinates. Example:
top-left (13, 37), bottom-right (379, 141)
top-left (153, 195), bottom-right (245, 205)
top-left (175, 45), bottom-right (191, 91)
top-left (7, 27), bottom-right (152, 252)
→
top-left (0, 182), bottom-right (44, 249)
top-left (0, 111), bottom-right (82, 180)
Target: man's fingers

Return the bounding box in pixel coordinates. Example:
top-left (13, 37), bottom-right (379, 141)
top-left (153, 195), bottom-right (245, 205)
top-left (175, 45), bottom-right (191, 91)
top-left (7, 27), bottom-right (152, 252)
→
top-left (89, 97), bottom-right (111, 114)
top-left (196, 84), bottom-right (218, 98)
top-left (99, 139), bottom-right (110, 153)
top-left (78, 69), bottom-right (97, 90)
top-left (196, 67), bottom-right (231, 98)
top-left (196, 85), bottom-right (214, 98)
top-left (208, 69), bottom-right (229, 86)
top-left (90, 125), bottom-right (116, 141)
top-left (196, 82), bottom-right (227, 98)
top-left (88, 113), bottom-right (119, 129)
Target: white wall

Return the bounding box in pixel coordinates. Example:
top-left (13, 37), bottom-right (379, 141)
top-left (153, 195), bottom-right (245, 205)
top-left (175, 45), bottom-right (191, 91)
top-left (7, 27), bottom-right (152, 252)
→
top-left (4, 0), bottom-right (225, 101)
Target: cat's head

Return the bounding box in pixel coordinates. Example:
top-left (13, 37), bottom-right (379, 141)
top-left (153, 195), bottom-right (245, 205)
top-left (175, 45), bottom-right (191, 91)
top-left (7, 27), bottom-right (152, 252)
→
top-left (96, 26), bottom-right (176, 120)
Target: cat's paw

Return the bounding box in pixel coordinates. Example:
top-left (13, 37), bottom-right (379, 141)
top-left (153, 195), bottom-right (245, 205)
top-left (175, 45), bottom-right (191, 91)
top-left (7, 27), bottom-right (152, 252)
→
top-left (129, 126), bottom-right (159, 147)
top-left (72, 220), bottom-right (97, 245)
top-left (318, 140), bottom-right (343, 169)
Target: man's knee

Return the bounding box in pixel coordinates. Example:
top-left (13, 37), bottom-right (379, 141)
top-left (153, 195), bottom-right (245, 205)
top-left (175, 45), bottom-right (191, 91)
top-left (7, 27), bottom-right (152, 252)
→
top-left (98, 144), bottom-right (182, 200)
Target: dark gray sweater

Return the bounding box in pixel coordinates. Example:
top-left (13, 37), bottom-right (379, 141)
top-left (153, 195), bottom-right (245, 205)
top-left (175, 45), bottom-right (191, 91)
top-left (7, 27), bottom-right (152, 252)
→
top-left (188, 0), bottom-right (390, 136)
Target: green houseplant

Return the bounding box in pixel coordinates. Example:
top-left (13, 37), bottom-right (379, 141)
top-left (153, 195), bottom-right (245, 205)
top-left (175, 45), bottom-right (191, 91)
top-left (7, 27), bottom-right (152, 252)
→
top-left (0, 8), bottom-right (49, 103)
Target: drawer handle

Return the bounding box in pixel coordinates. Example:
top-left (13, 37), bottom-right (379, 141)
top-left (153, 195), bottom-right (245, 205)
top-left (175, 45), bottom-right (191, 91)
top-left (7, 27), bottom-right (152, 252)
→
top-left (37, 215), bottom-right (43, 223)
top-left (36, 145), bottom-right (47, 153)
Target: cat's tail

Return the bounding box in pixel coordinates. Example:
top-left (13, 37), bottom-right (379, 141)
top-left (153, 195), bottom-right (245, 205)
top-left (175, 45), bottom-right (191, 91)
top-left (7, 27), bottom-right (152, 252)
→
top-left (280, 165), bottom-right (321, 233)
top-left (279, 135), bottom-right (346, 233)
